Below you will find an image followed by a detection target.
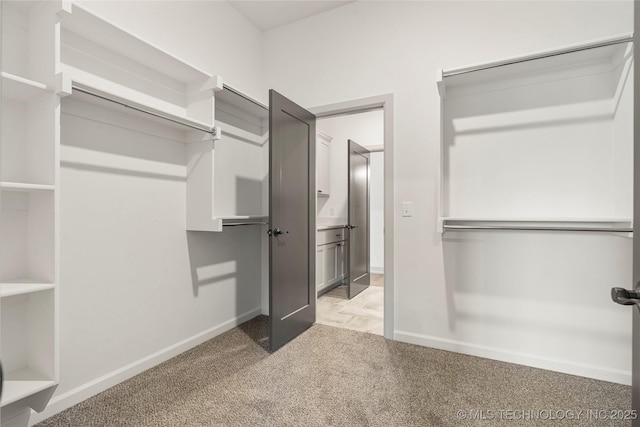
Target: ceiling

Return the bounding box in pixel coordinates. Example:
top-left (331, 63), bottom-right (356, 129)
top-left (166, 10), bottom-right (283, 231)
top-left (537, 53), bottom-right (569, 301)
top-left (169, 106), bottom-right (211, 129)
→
top-left (228, 1), bottom-right (355, 32)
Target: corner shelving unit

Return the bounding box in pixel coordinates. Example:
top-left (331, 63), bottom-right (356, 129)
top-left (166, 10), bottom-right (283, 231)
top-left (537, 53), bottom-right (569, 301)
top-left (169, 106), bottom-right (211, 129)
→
top-left (59, 2), bottom-right (222, 143)
top-left (2, 0), bottom-right (223, 425)
top-left (187, 84), bottom-right (269, 232)
top-left (1, 1), bottom-right (65, 425)
top-left (437, 34), bottom-right (634, 234)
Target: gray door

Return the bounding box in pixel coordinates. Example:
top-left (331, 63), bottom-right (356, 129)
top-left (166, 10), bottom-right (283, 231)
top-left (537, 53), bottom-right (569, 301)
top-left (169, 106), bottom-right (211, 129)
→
top-left (632, 8), bottom-right (639, 423)
top-left (611, 8), bottom-right (639, 424)
top-left (348, 140), bottom-right (370, 299)
top-left (269, 90), bottom-right (316, 352)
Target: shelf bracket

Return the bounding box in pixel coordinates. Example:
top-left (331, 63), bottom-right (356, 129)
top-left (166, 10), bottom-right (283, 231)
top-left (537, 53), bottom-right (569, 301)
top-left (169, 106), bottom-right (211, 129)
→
top-left (55, 73), bottom-right (72, 97)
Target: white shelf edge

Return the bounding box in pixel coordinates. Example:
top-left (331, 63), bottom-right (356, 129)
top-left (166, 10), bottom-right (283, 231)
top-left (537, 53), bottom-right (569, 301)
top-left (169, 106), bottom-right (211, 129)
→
top-left (1, 72), bottom-right (48, 91)
top-left (0, 379), bottom-right (57, 408)
top-left (1, 72), bottom-right (51, 101)
top-left (217, 215), bottom-right (269, 220)
top-left (441, 32), bottom-right (633, 77)
top-left (0, 281), bottom-right (55, 298)
top-left (0, 182), bottom-right (55, 192)
top-left (193, 216), bottom-right (271, 232)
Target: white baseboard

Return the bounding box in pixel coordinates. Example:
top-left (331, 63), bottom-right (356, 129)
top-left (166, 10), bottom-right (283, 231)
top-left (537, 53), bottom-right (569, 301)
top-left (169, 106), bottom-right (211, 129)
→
top-left (394, 330), bottom-right (631, 386)
top-left (370, 266), bottom-right (384, 275)
top-left (30, 308), bottom-right (262, 425)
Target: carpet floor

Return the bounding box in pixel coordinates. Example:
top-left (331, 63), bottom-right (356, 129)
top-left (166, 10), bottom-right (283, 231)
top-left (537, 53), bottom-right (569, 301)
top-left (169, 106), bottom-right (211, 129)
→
top-left (37, 316), bottom-right (631, 426)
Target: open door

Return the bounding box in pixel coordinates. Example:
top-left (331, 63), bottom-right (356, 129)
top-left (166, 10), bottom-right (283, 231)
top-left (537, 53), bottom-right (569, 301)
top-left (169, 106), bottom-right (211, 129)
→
top-left (268, 90), bottom-right (316, 351)
top-left (610, 8), bottom-right (639, 425)
top-left (347, 139), bottom-right (370, 299)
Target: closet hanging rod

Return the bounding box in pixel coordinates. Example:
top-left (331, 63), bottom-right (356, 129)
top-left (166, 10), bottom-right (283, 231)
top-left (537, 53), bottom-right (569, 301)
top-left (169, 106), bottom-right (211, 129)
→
top-left (442, 33), bottom-right (633, 78)
top-left (71, 85), bottom-right (217, 135)
top-left (443, 225), bottom-right (633, 233)
top-left (223, 222), bottom-right (270, 227)
top-left (222, 84), bottom-right (268, 111)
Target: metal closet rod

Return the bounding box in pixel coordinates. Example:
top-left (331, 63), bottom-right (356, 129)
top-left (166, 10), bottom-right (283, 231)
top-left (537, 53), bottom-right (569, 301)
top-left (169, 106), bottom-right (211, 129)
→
top-left (442, 35), bottom-right (633, 78)
top-left (72, 85), bottom-right (216, 135)
top-left (443, 225), bottom-right (633, 233)
top-left (224, 222), bottom-right (270, 227)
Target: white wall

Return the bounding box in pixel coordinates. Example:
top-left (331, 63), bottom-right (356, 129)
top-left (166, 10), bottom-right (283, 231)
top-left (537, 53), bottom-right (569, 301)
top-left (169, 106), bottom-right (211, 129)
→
top-left (32, 2), bottom-right (265, 423)
top-left (263, 1), bottom-right (634, 383)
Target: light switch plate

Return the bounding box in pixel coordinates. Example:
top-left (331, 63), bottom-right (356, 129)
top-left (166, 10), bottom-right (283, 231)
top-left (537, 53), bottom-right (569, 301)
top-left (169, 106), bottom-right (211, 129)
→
top-left (402, 201), bottom-right (413, 217)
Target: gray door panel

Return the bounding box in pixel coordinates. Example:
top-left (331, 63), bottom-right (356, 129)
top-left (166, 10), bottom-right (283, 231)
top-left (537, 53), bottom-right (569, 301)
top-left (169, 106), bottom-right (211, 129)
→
top-left (269, 90), bottom-right (316, 351)
top-left (633, 5), bottom-right (640, 422)
top-left (348, 140), bottom-right (370, 299)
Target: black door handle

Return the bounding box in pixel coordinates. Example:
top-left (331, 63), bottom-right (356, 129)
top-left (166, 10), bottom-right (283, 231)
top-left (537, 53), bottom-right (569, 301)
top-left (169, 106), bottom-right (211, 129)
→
top-left (611, 287), bottom-right (640, 306)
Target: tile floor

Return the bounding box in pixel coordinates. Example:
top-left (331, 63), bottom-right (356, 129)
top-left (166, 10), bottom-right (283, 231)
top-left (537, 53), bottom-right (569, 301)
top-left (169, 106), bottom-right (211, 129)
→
top-left (316, 274), bottom-right (384, 335)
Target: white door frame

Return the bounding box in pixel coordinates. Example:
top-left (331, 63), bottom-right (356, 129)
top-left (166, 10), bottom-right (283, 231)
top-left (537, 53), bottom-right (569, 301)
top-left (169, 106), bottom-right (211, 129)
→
top-left (310, 94), bottom-right (394, 339)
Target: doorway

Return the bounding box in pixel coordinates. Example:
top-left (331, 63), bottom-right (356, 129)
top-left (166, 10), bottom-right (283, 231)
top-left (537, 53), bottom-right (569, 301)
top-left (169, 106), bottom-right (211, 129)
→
top-left (312, 106), bottom-right (388, 336)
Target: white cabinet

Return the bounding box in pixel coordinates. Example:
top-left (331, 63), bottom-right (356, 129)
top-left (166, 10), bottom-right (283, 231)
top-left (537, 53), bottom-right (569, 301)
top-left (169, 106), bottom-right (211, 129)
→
top-left (323, 243), bottom-right (339, 285)
top-left (316, 130), bottom-right (332, 197)
top-left (316, 228), bottom-right (347, 293)
top-left (336, 242), bottom-right (346, 281)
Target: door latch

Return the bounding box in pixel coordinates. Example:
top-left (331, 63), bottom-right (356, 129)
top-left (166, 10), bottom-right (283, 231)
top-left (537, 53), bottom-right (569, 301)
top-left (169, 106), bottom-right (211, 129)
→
top-left (611, 287), bottom-right (640, 306)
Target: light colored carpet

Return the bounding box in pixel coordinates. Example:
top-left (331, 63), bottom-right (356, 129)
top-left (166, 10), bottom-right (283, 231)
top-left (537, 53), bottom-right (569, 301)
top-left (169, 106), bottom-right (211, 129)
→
top-left (37, 316), bottom-right (631, 426)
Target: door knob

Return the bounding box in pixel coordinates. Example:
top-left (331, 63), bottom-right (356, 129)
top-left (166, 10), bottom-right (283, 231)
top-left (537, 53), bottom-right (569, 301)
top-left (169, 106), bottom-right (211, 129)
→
top-left (268, 228), bottom-right (288, 236)
top-left (611, 287), bottom-right (640, 306)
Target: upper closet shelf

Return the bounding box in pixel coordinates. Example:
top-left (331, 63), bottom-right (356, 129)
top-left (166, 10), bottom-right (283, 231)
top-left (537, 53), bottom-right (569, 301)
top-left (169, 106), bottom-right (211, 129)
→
top-left (69, 81), bottom-right (220, 136)
top-left (437, 33), bottom-right (633, 96)
top-left (217, 84), bottom-right (268, 118)
top-left (60, 3), bottom-right (222, 137)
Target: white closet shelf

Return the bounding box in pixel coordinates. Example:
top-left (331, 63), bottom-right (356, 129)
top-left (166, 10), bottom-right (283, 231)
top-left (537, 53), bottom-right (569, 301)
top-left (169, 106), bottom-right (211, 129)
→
top-left (61, 3), bottom-right (212, 84)
top-left (0, 182), bottom-right (55, 192)
top-left (439, 217), bottom-right (633, 233)
top-left (1, 377), bottom-right (57, 408)
top-left (217, 85), bottom-right (268, 119)
top-left (437, 33), bottom-right (633, 95)
top-left (0, 281), bottom-right (55, 298)
top-left (60, 3), bottom-right (221, 141)
top-left (69, 80), bottom-right (218, 136)
top-left (216, 216), bottom-right (270, 230)
top-left (1, 72), bottom-right (50, 102)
